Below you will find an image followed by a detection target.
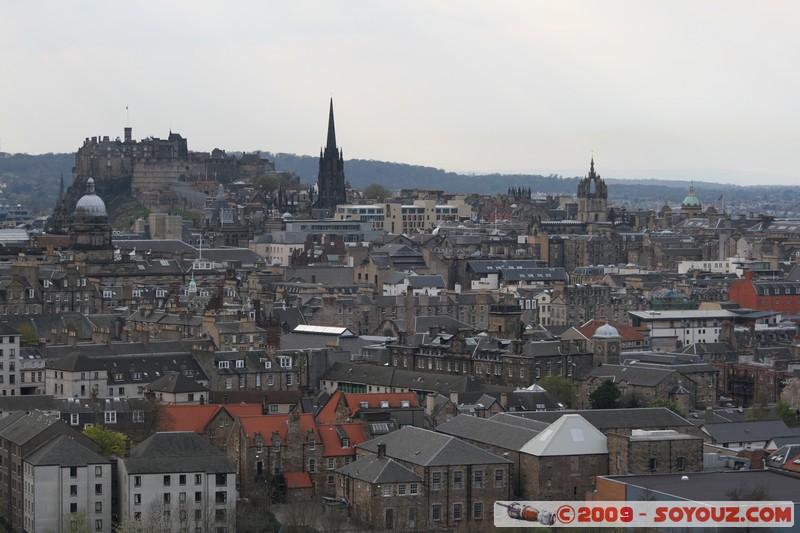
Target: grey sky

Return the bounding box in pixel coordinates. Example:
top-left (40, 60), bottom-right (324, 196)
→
top-left (2, 1), bottom-right (799, 185)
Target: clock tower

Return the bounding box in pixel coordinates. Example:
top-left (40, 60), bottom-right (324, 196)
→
top-left (592, 322), bottom-right (621, 366)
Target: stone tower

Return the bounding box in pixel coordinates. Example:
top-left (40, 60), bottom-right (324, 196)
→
top-left (314, 98), bottom-right (347, 214)
top-left (488, 304), bottom-right (523, 340)
top-left (69, 178), bottom-right (113, 261)
top-left (577, 158), bottom-right (608, 223)
top-left (592, 322), bottom-right (621, 366)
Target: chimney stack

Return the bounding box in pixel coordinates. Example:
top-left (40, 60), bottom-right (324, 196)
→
top-left (377, 442), bottom-right (386, 459)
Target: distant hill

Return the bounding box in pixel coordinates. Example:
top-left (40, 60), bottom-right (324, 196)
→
top-left (0, 153), bottom-right (73, 215)
top-left (268, 153), bottom-right (800, 213)
top-left (3, 151), bottom-right (800, 218)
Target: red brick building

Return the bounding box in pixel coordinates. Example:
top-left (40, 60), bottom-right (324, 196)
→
top-left (729, 272), bottom-right (800, 314)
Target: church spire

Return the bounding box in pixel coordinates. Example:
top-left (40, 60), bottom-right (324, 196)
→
top-left (326, 97), bottom-right (337, 151)
top-left (315, 98), bottom-right (347, 213)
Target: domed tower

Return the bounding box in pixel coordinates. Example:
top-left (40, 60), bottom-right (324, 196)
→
top-left (592, 322), bottom-right (621, 366)
top-left (69, 178), bottom-right (113, 259)
top-left (577, 158), bottom-right (608, 223)
top-left (681, 182), bottom-right (702, 217)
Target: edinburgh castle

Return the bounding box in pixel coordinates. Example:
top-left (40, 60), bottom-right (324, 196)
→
top-left (50, 127), bottom-right (274, 231)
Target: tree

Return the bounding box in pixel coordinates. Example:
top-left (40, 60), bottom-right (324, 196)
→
top-left (83, 424), bottom-right (126, 456)
top-left (780, 378), bottom-right (800, 409)
top-left (589, 380), bottom-right (621, 409)
top-left (775, 400), bottom-right (799, 427)
top-left (649, 398), bottom-right (686, 418)
top-left (17, 323), bottom-right (38, 345)
top-left (362, 182), bottom-right (391, 201)
top-left (50, 511), bottom-right (91, 533)
top-left (255, 174), bottom-right (281, 193)
top-left (537, 376), bottom-right (576, 408)
top-left (746, 392), bottom-right (770, 420)
top-left (619, 392), bottom-right (643, 409)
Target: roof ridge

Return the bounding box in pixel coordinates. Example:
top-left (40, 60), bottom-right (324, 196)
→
top-left (424, 430), bottom-right (454, 466)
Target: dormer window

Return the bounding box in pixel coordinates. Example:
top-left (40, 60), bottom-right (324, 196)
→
top-left (380, 400), bottom-right (389, 408)
top-left (341, 438), bottom-right (350, 448)
top-left (260, 358), bottom-right (271, 369)
top-left (359, 401), bottom-right (369, 409)
top-left (235, 360), bottom-right (244, 369)
top-left (279, 357), bottom-right (291, 369)
top-left (401, 400), bottom-right (410, 408)
top-left (218, 361), bottom-right (230, 369)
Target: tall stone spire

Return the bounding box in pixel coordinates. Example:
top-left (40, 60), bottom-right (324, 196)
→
top-left (326, 98), bottom-right (337, 153)
top-left (314, 98), bottom-right (347, 214)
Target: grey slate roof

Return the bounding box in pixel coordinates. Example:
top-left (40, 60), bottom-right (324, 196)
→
top-left (0, 410), bottom-right (61, 445)
top-left (321, 362), bottom-right (485, 395)
top-left (26, 434), bottom-right (109, 467)
top-left (358, 426), bottom-right (511, 467)
top-left (606, 470), bottom-right (800, 503)
top-left (584, 364), bottom-right (678, 387)
top-left (337, 455), bottom-right (422, 483)
top-left (466, 259), bottom-right (546, 274)
top-left (147, 372), bottom-right (208, 394)
top-left (113, 239), bottom-right (197, 255)
top-left (124, 432), bottom-right (235, 474)
top-left (436, 415), bottom-right (540, 451)
top-left (44, 339), bottom-right (214, 359)
top-left (495, 407), bottom-right (694, 433)
top-left (488, 412), bottom-right (559, 432)
top-left (702, 419), bottom-right (800, 445)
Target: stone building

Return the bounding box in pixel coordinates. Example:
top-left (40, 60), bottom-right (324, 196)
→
top-left (607, 429), bottom-right (704, 476)
top-left (347, 426), bottom-right (513, 531)
top-left (336, 446), bottom-right (425, 530)
top-left (578, 362), bottom-right (717, 411)
top-left (228, 412), bottom-right (321, 495)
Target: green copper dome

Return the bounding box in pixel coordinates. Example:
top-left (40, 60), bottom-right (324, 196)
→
top-left (682, 183), bottom-right (701, 207)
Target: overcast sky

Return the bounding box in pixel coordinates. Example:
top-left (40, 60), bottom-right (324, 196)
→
top-left (2, 1), bottom-right (799, 185)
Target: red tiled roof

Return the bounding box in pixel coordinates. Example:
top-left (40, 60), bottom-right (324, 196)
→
top-left (239, 413), bottom-right (319, 445)
top-left (223, 403), bottom-right (263, 418)
top-left (316, 391), bottom-right (343, 424)
top-left (344, 392), bottom-right (419, 416)
top-left (783, 452), bottom-right (800, 473)
top-left (158, 404), bottom-right (221, 433)
top-left (319, 423), bottom-right (368, 457)
top-left (283, 472), bottom-right (313, 489)
top-left (579, 320), bottom-right (644, 342)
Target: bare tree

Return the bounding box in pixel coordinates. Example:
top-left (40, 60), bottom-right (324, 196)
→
top-left (780, 378), bottom-right (800, 409)
top-left (280, 501), bottom-right (320, 532)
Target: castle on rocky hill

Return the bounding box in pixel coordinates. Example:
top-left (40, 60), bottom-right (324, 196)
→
top-left (50, 127), bottom-right (274, 232)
